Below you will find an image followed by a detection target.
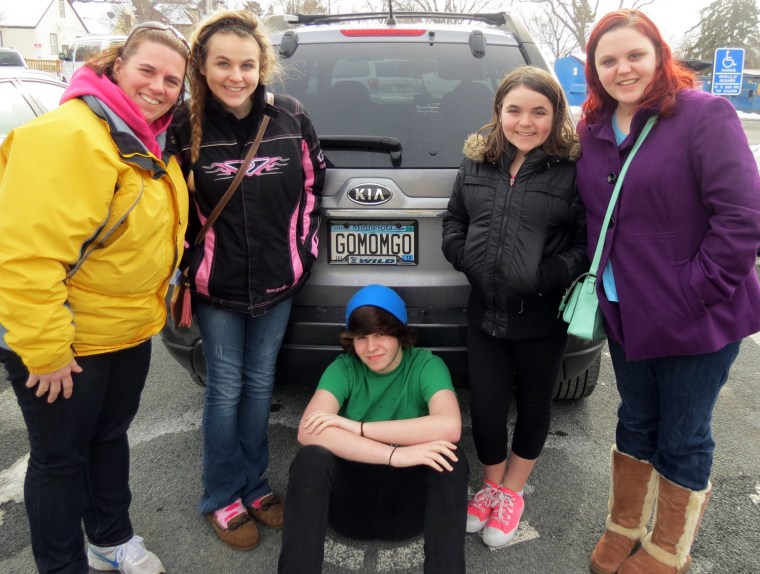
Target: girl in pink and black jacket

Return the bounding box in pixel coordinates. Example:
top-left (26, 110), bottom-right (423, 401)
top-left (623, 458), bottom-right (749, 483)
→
top-left (171, 10), bottom-right (326, 549)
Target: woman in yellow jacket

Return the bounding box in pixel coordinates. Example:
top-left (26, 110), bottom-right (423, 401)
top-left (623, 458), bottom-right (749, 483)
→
top-left (0, 23), bottom-right (189, 574)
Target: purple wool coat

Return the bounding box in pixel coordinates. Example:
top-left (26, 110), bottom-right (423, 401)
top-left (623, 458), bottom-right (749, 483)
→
top-left (576, 89), bottom-right (760, 361)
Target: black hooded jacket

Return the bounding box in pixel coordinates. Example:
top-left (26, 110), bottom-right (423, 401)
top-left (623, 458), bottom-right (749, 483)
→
top-left (442, 135), bottom-right (588, 340)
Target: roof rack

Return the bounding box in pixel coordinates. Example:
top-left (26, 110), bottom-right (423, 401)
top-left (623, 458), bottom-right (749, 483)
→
top-left (266, 11), bottom-right (511, 30)
top-left (264, 11), bottom-right (540, 62)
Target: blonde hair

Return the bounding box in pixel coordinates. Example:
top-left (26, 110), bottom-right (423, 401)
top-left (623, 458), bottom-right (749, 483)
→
top-left (188, 9), bottom-right (280, 164)
top-left (479, 66), bottom-right (578, 163)
top-left (86, 26), bottom-right (189, 83)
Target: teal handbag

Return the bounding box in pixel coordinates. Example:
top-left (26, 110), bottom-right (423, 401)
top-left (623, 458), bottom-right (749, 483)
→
top-left (559, 271), bottom-right (605, 341)
top-left (559, 115), bottom-right (657, 341)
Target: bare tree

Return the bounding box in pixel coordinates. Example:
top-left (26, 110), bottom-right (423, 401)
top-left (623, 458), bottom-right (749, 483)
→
top-left (524, 0), bottom-right (655, 51)
top-left (242, 1), bottom-right (265, 15)
top-left (328, 0), bottom-right (500, 12)
top-left (275, 0), bottom-right (328, 13)
top-left (402, 0), bottom-right (500, 12)
top-left (522, 8), bottom-right (575, 60)
top-left (129, 0), bottom-right (156, 24)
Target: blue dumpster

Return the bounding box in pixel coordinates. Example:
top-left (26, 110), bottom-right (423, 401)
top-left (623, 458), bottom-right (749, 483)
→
top-left (554, 55), bottom-right (587, 106)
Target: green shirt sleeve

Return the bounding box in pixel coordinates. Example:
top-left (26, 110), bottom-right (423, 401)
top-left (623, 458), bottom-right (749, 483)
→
top-left (316, 354), bottom-right (356, 407)
top-left (417, 351), bottom-right (455, 404)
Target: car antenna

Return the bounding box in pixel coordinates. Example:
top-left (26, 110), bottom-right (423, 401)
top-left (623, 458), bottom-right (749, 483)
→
top-left (386, 0), bottom-right (397, 26)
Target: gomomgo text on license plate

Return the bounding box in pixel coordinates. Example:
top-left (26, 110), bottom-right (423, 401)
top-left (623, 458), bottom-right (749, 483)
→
top-left (329, 220), bottom-right (417, 265)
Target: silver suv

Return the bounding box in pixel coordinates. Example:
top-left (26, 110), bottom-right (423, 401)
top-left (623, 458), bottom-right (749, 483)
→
top-left (161, 11), bottom-right (604, 398)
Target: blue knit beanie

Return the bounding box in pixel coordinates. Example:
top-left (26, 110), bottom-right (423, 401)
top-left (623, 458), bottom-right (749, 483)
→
top-left (345, 284), bottom-right (408, 327)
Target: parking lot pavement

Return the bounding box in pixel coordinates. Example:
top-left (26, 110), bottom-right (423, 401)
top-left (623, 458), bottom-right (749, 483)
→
top-left (2, 327), bottom-right (760, 573)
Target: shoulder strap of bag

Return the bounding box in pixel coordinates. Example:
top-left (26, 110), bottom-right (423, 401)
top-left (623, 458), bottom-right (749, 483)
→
top-left (194, 92), bottom-right (274, 247)
top-left (588, 114), bottom-right (657, 275)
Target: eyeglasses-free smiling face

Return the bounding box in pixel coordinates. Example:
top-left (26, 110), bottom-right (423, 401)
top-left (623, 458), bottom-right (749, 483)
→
top-left (594, 26), bottom-right (658, 116)
top-left (113, 40), bottom-right (186, 124)
top-left (201, 31), bottom-right (261, 119)
top-left (353, 333), bottom-right (403, 374)
top-left (500, 85), bottom-right (554, 160)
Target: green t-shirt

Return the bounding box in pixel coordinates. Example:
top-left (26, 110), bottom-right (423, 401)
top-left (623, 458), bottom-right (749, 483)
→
top-left (317, 347), bottom-right (454, 422)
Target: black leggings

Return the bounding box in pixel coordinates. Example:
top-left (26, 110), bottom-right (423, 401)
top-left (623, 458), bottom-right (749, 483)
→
top-left (467, 325), bottom-right (568, 464)
top-left (278, 445), bottom-right (468, 574)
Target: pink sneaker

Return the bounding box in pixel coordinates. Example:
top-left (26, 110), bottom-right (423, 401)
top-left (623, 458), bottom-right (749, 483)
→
top-left (482, 487), bottom-right (524, 547)
top-left (466, 479), bottom-right (499, 533)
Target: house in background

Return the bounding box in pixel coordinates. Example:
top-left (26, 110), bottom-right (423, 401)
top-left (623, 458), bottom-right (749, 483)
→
top-left (0, 0), bottom-right (88, 61)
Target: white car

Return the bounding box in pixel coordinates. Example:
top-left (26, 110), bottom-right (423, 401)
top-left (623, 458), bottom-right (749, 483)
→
top-left (59, 35), bottom-right (127, 82)
top-left (0, 69), bottom-right (66, 144)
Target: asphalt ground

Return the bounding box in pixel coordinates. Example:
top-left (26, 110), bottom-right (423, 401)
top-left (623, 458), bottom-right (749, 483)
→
top-left (1, 312), bottom-right (760, 573)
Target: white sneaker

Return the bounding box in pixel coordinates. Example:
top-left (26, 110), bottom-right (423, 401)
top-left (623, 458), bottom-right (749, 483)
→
top-left (87, 534), bottom-right (166, 573)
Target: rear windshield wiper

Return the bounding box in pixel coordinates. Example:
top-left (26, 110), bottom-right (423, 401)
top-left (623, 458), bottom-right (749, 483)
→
top-left (319, 135), bottom-right (402, 167)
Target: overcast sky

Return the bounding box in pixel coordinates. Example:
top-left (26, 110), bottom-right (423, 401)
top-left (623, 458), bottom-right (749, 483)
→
top-left (634, 0), bottom-right (712, 43)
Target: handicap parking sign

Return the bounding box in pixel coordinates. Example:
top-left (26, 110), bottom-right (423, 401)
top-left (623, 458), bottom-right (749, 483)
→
top-left (711, 48), bottom-right (744, 96)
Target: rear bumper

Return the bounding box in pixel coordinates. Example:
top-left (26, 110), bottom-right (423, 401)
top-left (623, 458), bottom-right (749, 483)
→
top-left (277, 304), bottom-right (471, 384)
top-left (160, 303), bottom-right (605, 388)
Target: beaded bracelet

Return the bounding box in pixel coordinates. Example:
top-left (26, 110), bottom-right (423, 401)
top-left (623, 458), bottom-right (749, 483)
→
top-left (388, 446), bottom-right (398, 467)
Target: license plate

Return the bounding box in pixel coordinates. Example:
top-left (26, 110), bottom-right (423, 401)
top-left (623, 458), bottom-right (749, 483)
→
top-left (329, 220), bottom-right (417, 265)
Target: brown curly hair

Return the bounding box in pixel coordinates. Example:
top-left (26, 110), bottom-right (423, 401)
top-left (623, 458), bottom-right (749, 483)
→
top-left (478, 66), bottom-right (578, 163)
top-left (187, 9), bottom-right (280, 164)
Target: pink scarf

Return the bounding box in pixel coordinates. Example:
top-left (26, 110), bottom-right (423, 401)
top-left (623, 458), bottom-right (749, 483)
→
top-left (61, 66), bottom-right (172, 158)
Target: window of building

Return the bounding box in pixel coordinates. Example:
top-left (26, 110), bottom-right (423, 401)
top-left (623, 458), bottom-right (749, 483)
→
top-left (50, 34), bottom-right (59, 56)
top-left (59, 0), bottom-right (65, 17)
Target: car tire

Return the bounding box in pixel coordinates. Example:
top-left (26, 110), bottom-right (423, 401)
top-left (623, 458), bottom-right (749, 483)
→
top-left (553, 354), bottom-right (601, 400)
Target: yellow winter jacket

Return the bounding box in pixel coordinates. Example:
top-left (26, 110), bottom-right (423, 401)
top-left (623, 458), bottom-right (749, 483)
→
top-left (0, 98), bottom-right (188, 373)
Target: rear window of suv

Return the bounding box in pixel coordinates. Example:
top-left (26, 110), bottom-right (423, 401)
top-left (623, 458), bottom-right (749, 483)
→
top-left (273, 42), bottom-right (527, 169)
top-left (0, 49), bottom-right (26, 67)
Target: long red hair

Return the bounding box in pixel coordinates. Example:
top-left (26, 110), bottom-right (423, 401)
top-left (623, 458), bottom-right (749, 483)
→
top-left (582, 9), bottom-right (695, 124)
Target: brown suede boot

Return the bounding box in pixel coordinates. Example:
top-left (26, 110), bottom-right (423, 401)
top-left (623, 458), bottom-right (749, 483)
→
top-left (590, 446), bottom-right (658, 574)
top-left (618, 476), bottom-right (712, 574)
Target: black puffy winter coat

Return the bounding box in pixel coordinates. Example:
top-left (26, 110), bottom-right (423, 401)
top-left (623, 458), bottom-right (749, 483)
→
top-left (442, 135), bottom-right (587, 340)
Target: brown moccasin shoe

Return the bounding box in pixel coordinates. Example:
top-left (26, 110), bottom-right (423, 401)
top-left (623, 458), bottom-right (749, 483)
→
top-left (247, 493), bottom-right (285, 529)
top-left (206, 511), bottom-right (260, 550)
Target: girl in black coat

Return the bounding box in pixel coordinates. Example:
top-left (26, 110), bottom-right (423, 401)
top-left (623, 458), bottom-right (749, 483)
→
top-left (442, 66), bottom-right (587, 548)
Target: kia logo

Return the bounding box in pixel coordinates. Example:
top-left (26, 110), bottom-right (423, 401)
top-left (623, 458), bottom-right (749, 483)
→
top-left (347, 183), bottom-right (393, 205)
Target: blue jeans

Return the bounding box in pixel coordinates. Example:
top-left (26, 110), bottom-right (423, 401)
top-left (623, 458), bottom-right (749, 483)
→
top-left (1, 341), bottom-right (151, 574)
top-left (196, 298), bottom-right (292, 514)
top-left (609, 339), bottom-right (741, 491)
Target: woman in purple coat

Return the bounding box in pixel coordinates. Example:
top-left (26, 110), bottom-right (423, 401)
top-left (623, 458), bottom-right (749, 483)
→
top-left (576, 9), bottom-right (760, 574)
